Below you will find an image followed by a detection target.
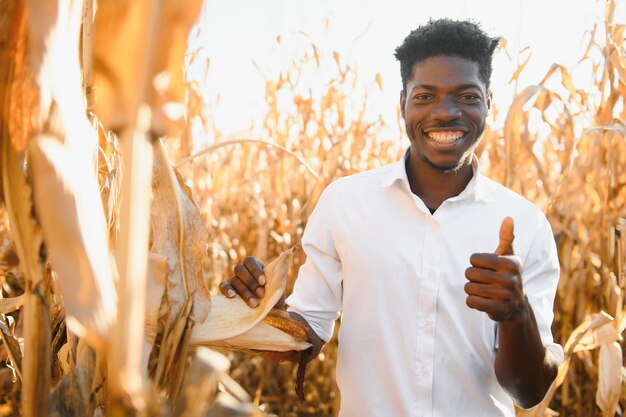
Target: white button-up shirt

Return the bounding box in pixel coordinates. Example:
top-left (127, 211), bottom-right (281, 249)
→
top-left (286, 153), bottom-right (563, 417)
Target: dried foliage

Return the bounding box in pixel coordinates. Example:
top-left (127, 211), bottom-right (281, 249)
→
top-left (0, 0), bottom-right (308, 416)
top-left (0, 0), bottom-right (624, 416)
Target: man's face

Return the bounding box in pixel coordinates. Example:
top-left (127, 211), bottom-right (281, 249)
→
top-left (400, 55), bottom-right (491, 173)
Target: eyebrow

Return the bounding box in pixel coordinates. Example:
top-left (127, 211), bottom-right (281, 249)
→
top-left (410, 83), bottom-right (484, 92)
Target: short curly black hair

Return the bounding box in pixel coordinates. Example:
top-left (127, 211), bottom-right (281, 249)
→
top-left (394, 19), bottom-right (500, 92)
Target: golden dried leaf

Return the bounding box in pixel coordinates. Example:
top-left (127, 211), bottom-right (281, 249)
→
top-left (563, 311), bottom-right (614, 353)
top-left (508, 51), bottom-right (532, 85)
top-left (596, 342), bottom-right (622, 417)
top-left (375, 73), bottom-right (383, 90)
top-left (0, 295), bottom-right (25, 315)
top-left (333, 51), bottom-right (340, 67)
top-left (503, 87), bottom-right (534, 186)
top-left (572, 321), bottom-right (621, 353)
top-left (28, 133), bottom-right (117, 351)
top-left (0, 319), bottom-right (21, 382)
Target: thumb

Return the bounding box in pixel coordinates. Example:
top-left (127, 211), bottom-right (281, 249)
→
top-left (495, 216), bottom-right (515, 256)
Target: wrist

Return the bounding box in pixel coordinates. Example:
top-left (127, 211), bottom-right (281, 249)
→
top-left (503, 294), bottom-right (531, 325)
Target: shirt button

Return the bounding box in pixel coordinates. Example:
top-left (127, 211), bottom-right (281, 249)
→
top-left (419, 367), bottom-right (427, 376)
top-left (427, 269), bottom-right (435, 278)
top-left (423, 319), bottom-right (432, 328)
top-left (432, 223), bottom-right (440, 231)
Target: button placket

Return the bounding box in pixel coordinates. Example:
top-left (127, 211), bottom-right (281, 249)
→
top-left (414, 224), bottom-right (440, 417)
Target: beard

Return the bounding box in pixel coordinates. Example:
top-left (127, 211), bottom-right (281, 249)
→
top-left (418, 152), bottom-right (471, 174)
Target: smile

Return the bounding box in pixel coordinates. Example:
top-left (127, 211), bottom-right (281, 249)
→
top-left (426, 130), bottom-right (465, 144)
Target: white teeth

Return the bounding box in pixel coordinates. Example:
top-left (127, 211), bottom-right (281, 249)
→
top-left (427, 131), bottom-right (464, 143)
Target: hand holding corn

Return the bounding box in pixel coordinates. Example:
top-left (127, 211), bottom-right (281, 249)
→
top-left (219, 256), bottom-right (324, 360)
top-left (464, 216), bottom-right (527, 322)
top-left (219, 254), bottom-right (325, 400)
top-left (219, 256), bottom-right (268, 308)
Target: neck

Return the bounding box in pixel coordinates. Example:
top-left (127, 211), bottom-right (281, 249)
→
top-left (405, 152), bottom-right (474, 210)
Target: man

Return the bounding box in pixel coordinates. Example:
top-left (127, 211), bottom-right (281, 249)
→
top-left (219, 18), bottom-right (562, 417)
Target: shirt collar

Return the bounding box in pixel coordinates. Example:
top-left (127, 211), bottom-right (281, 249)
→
top-left (379, 149), bottom-right (494, 203)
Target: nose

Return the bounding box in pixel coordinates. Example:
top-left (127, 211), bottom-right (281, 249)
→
top-left (431, 97), bottom-right (461, 121)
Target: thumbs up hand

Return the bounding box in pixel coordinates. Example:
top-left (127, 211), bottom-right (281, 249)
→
top-left (464, 217), bottom-right (526, 322)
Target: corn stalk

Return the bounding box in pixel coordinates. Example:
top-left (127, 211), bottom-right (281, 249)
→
top-left (106, 0), bottom-right (164, 410)
top-left (0, 2), bottom-right (48, 416)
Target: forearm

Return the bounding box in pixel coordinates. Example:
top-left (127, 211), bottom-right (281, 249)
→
top-left (495, 296), bottom-right (558, 408)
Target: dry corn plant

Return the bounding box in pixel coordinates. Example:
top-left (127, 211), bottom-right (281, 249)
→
top-left (0, 0), bottom-right (311, 416)
top-left (173, 3), bottom-right (625, 417)
top-left (0, 0), bottom-right (624, 416)
top-left (494, 3), bottom-right (626, 416)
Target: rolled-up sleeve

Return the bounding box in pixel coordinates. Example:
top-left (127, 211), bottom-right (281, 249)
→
top-left (285, 184), bottom-right (343, 342)
top-left (522, 213), bottom-right (564, 365)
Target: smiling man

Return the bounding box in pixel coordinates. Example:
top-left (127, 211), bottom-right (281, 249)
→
top-left (220, 19), bottom-right (562, 417)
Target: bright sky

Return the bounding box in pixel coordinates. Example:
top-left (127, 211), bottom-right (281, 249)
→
top-left (190, 0), bottom-right (623, 136)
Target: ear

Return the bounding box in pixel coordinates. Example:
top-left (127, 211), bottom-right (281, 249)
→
top-left (399, 90), bottom-right (406, 118)
top-left (486, 89), bottom-right (493, 111)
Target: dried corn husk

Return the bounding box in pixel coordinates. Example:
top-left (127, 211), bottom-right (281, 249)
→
top-left (191, 248), bottom-right (296, 342)
top-left (200, 309), bottom-right (311, 353)
top-left (151, 138), bottom-right (211, 323)
top-left (145, 246), bottom-right (307, 353)
top-left (149, 137), bottom-right (211, 397)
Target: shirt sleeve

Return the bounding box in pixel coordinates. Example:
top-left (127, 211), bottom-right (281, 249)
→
top-left (521, 213), bottom-right (564, 365)
top-left (285, 184), bottom-right (343, 342)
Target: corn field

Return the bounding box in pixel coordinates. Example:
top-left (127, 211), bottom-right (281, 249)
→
top-left (0, 0), bottom-right (624, 416)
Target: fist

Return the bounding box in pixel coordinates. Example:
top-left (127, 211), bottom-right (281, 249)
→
top-left (464, 217), bottom-right (526, 322)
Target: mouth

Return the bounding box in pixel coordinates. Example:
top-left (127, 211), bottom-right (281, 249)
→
top-left (425, 130), bottom-right (466, 145)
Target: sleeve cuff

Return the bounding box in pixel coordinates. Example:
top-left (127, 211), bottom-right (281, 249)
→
top-left (285, 303), bottom-right (336, 342)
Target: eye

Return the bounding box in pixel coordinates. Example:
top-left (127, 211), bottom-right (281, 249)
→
top-left (460, 93), bottom-right (481, 103)
top-left (412, 94), bottom-right (433, 102)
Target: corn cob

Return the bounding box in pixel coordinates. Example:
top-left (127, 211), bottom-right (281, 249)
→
top-left (197, 320), bottom-right (311, 353)
top-left (262, 309), bottom-right (309, 343)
